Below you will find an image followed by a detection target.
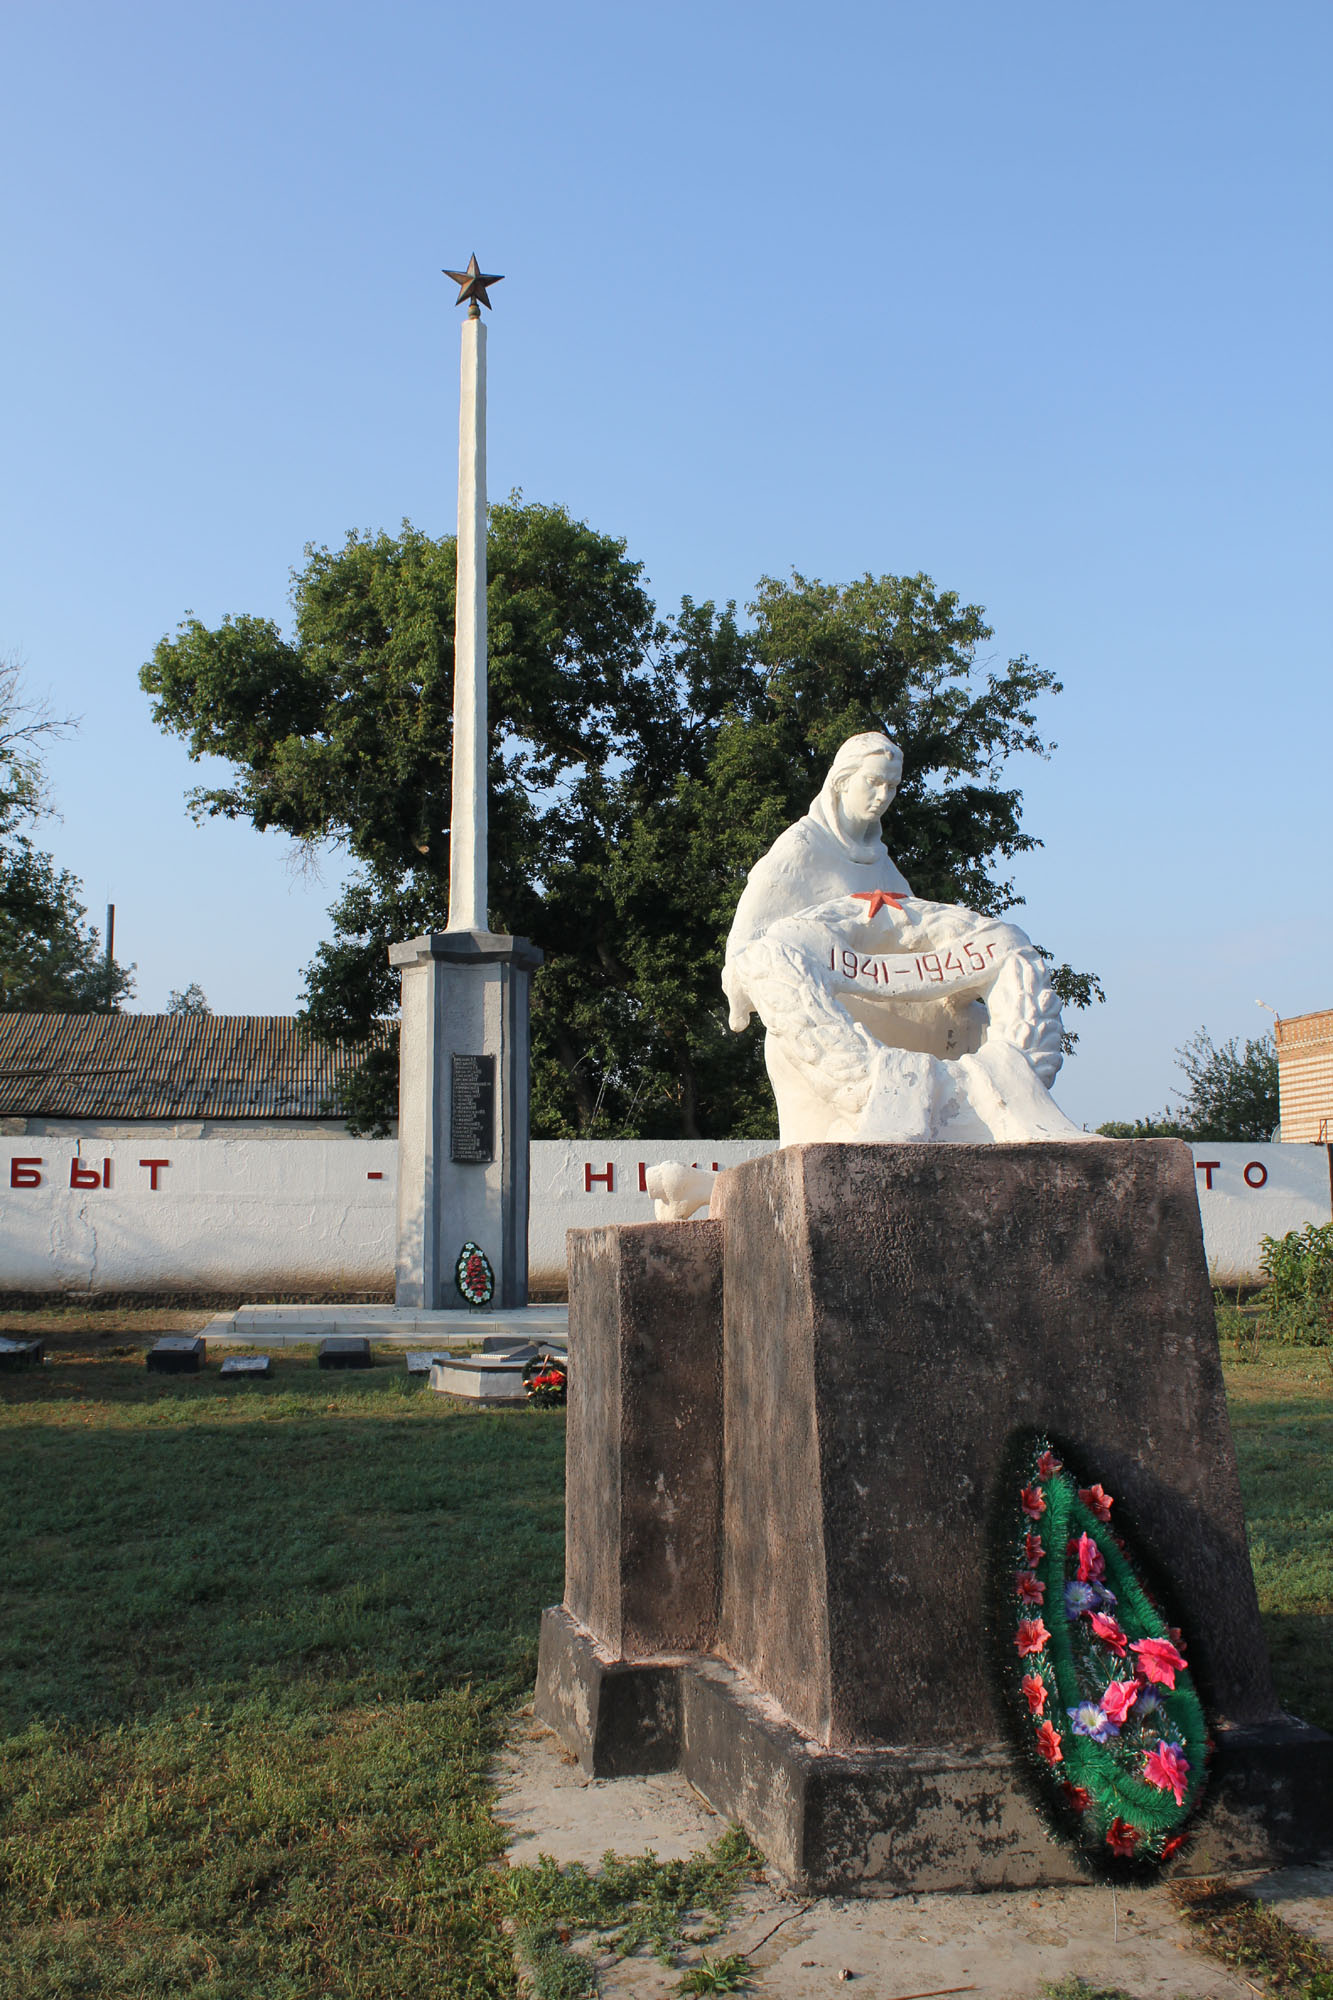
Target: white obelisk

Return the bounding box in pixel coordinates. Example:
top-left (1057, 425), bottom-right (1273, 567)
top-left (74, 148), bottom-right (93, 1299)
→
top-left (448, 304), bottom-right (487, 931)
top-left (391, 257), bottom-right (543, 1313)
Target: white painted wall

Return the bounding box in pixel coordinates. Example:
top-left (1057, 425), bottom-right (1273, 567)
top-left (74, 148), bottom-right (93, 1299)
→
top-left (0, 1138), bottom-right (397, 1294)
top-left (2, 1136), bottom-right (1328, 1295)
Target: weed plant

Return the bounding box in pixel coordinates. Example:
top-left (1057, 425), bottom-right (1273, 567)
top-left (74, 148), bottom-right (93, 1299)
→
top-left (1259, 1224), bottom-right (1333, 1345)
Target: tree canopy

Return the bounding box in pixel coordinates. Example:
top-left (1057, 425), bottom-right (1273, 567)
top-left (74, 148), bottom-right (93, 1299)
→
top-left (0, 660), bottom-right (133, 1014)
top-left (141, 501), bottom-right (1100, 1136)
top-left (1098, 1028), bottom-right (1278, 1143)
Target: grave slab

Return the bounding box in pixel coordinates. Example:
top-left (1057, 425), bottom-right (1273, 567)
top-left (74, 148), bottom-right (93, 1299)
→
top-left (147, 1335), bottom-right (205, 1373)
top-left (317, 1336), bottom-right (373, 1369)
top-left (429, 1355), bottom-right (528, 1402)
top-left (0, 1336), bottom-right (43, 1367)
top-left (219, 1354), bottom-right (272, 1378)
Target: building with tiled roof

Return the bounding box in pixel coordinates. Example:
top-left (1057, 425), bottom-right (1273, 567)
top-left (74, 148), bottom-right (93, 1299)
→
top-left (0, 1014), bottom-right (395, 1138)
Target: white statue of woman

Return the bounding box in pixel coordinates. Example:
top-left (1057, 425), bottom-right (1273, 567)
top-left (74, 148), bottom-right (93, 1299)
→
top-left (723, 732), bottom-right (1082, 1144)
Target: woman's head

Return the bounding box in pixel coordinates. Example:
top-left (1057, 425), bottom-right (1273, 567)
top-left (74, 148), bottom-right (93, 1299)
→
top-left (826, 732), bottom-right (902, 831)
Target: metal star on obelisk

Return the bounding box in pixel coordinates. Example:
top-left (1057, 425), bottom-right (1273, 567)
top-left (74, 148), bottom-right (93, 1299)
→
top-left (443, 253), bottom-right (504, 317)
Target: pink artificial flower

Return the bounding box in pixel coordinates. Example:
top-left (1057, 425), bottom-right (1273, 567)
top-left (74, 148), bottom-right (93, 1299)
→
top-left (1020, 1486), bottom-right (1046, 1520)
top-left (1024, 1533), bottom-right (1045, 1567)
top-left (1079, 1484), bottom-right (1113, 1523)
top-left (1016, 1572), bottom-right (1046, 1605)
top-left (1016, 1618), bottom-right (1051, 1657)
top-left (1105, 1817), bottom-right (1141, 1857)
top-left (1100, 1678), bottom-right (1140, 1728)
top-left (1074, 1533), bottom-right (1106, 1583)
top-left (1036, 1450), bottom-right (1062, 1479)
top-left (1131, 1637), bottom-right (1188, 1688)
top-left (1088, 1611), bottom-right (1129, 1657)
top-left (1034, 1720), bottom-right (1063, 1765)
top-left (1143, 1739), bottom-right (1190, 1805)
top-left (1021, 1674), bottom-right (1048, 1715)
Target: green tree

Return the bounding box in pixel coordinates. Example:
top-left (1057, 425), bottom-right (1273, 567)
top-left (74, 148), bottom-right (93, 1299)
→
top-left (0, 660), bottom-right (133, 1013)
top-left (1097, 1027), bottom-right (1278, 1143)
top-left (142, 513), bottom-right (1098, 1136)
top-left (168, 982), bottom-right (211, 1015)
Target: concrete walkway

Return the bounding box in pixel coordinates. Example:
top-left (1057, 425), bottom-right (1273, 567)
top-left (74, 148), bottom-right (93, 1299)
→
top-left (495, 1717), bottom-right (1333, 2000)
top-left (200, 1302), bottom-right (568, 1346)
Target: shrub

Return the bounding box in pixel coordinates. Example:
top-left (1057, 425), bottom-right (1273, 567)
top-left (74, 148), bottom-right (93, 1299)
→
top-left (1258, 1223), bottom-right (1333, 1345)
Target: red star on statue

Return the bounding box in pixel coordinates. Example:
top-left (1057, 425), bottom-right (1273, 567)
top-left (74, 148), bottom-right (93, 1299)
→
top-left (852, 890), bottom-right (906, 919)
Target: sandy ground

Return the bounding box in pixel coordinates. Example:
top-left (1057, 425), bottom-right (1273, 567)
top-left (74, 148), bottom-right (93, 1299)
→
top-left (494, 1717), bottom-right (1333, 1999)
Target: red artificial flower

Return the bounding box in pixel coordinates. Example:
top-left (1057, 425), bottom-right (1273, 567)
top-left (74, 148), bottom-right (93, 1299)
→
top-left (1015, 1572), bottom-right (1046, 1605)
top-left (1020, 1486), bottom-right (1046, 1520)
top-left (1105, 1818), bottom-right (1141, 1857)
top-left (1143, 1739), bottom-right (1191, 1805)
top-left (1100, 1678), bottom-right (1140, 1727)
top-left (1061, 1782), bottom-right (1092, 1812)
top-left (1130, 1637), bottom-right (1188, 1688)
top-left (1021, 1673), bottom-right (1048, 1715)
top-left (1160, 1833), bottom-right (1188, 1860)
top-left (1024, 1533), bottom-right (1045, 1566)
top-left (1036, 1450), bottom-right (1062, 1479)
top-left (1088, 1611), bottom-right (1129, 1657)
top-left (1079, 1484), bottom-right (1113, 1523)
top-left (1016, 1618), bottom-right (1051, 1657)
top-left (1074, 1533), bottom-right (1106, 1583)
top-left (1034, 1720), bottom-right (1063, 1765)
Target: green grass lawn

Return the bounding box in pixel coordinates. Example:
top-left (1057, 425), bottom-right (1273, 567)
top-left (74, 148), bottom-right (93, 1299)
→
top-left (0, 1334), bottom-right (1328, 1998)
top-left (0, 1351), bottom-right (566, 1998)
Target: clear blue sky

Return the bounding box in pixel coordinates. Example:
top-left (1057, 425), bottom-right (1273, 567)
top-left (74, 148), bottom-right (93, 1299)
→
top-left (2, 0), bottom-right (1329, 1130)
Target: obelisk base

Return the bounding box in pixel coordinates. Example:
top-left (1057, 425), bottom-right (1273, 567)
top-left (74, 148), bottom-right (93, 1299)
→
top-left (392, 929), bottom-right (541, 1310)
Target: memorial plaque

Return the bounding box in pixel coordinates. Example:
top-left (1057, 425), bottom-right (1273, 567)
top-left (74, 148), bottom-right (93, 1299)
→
top-left (450, 1053), bottom-right (496, 1163)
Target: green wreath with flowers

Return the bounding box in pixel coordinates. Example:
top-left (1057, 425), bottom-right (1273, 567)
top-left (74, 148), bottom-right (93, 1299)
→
top-left (993, 1433), bottom-right (1211, 1878)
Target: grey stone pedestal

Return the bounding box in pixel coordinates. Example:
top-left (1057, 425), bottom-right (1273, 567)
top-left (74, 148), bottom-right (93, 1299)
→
top-left (391, 929), bottom-right (541, 1310)
top-left (535, 1142), bottom-right (1333, 1892)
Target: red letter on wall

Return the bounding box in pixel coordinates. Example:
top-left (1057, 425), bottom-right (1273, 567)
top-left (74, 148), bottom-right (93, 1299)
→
top-left (10, 1157), bottom-right (43, 1188)
top-left (1195, 1160), bottom-right (1221, 1190)
top-left (139, 1158), bottom-right (170, 1190)
top-left (1244, 1161), bottom-right (1269, 1188)
top-left (585, 1162), bottom-right (614, 1192)
top-left (70, 1158), bottom-right (101, 1188)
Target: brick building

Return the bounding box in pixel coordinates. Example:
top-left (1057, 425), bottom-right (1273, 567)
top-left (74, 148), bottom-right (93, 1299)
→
top-left (1276, 1007), bottom-right (1333, 1143)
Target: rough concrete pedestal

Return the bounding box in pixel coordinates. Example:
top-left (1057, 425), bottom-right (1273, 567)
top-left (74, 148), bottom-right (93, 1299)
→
top-left (535, 1142), bottom-right (1333, 1893)
top-left (391, 929), bottom-right (541, 1310)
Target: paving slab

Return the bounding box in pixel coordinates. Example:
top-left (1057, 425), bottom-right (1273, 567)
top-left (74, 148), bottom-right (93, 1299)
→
top-left (201, 1304), bottom-right (568, 1346)
top-left (495, 1717), bottom-right (1333, 2000)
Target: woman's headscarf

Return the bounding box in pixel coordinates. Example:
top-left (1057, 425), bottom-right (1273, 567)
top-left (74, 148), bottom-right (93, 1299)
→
top-left (806, 732), bottom-right (903, 860)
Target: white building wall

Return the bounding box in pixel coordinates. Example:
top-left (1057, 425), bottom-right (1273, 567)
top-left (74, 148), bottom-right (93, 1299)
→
top-left (1, 1137), bottom-right (1328, 1296)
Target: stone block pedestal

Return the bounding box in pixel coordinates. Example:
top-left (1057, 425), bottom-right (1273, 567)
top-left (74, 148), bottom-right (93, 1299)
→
top-left (535, 1142), bottom-right (1333, 1892)
top-left (391, 929), bottom-right (541, 1310)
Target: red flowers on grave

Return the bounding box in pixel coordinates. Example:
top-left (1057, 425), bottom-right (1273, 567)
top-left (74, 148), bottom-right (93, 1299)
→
top-left (1078, 1484), bottom-right (1114, 1523)
top-left (1131, 1637), bottom-right (1188, 1689)
top-left (1021, 1674), bottom-right (1048, 1715)
top-left (1015, 1572), bottom-right (1046, 1605)
top-left (1020, 1486), bottom-right (1046, 1520)
top-left (1105, 1818), bottom-right (1141, 1857)
top-left (1034, 1721), bottom-right (1063, 1765)
top-left (1061, 1782), bottom-right (1092, 1813)
top-left (1016, 1618), bottom-right (1051, 1657)
top-left (1099, 1678), bottom-right (1140, 1728)
top-left (1036, 1450), bottom-right (1063, 1479)
top-left (1073, 1532), bottom-right (1105, 1583)
top-left (1143, 1740), bottom-right (1191, 1805)
top-left (1024, 1533), bottom-right (1045, 1566)
top-left (1087, 1611), bottom-right (1129, 1657)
